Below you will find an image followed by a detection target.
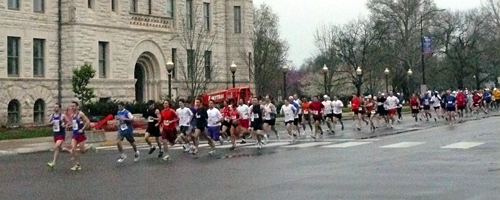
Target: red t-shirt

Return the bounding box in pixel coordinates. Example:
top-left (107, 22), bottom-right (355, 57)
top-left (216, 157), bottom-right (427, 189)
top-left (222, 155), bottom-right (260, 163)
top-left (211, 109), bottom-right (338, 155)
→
top-left (473, 94), bottom-right (481, 104)
top-left (365, 99), bottom-right (374, 112)
top-left (456, 93), bottom-right (466, 106)
top-left (222, 106), bottom-right (232, 120)
top-left (230, 110), bottom-right (240, 124)
top-left (159, 108), bottom-right (178, 130)
top-left (410, 98), bottom-right (419, 109)
top-left (351, 97), bottom-right (360, 111)
top-left (308, 102), bottom-right (324, 116)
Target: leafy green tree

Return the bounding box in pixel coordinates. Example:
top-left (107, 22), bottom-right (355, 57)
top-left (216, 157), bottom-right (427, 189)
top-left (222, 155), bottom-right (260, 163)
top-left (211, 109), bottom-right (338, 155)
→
top-left (72, 62), bottom-right (96, 105)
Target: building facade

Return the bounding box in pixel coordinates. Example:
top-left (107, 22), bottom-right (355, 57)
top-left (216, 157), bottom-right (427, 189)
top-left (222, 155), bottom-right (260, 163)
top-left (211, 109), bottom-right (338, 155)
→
top-left (0, 0), bottom-right (254, 126)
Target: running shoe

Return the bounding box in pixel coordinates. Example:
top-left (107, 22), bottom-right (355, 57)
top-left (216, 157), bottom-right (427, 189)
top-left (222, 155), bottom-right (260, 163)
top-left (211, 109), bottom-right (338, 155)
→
top-left (309, 134), bottom-right (316, 139)
top-left (208, 149), bottom-right (216, 155)
top-left (117, 154), bottom-right (127, 163)
top-left (257, 143), bottom-right (263, 149)
top-left (149, 146), bottom-right (156, 154)
top-left (47, 162), bottom-right (55, 168)
top-left (134, 151), bottom-right (140, 162)
top-left (219, 136), bottom-right (224, 145)
top-left (192, 148), bottom-right (199, 155)
top-left (263, 135), bottom-right (268, 145)
top-left (162, 154), bottom-right (170, 161)
top-left (158, 151), bottom-right (163, 158)
top-left (240, 139), bottom-right (246, 144)
top-left (70, 164), bottom-right (81, 171)
top-left (184, 145), bottom-right (191, 152)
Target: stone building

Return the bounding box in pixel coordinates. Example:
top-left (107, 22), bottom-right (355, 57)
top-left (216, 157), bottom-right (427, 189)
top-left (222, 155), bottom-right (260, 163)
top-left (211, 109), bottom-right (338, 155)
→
top-left (0, 0), bottom-right (254, 126)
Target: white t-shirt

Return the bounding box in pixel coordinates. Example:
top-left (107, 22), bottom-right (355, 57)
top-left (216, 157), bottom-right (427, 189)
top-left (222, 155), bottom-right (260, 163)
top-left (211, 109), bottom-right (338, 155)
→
top-left (322, 100), bottom-right (333, 114)
top-left (386, 96), bottom-right (399, 110)
top-left (207, 108), bottom-right (222, 127)
top-left (176, 107), bottom-right (193, 127)
top-left (281, 104), bottom-right (297, 122)
top-left (332, 100), bottom-right (344, 114)
top-left (430, 96), bottom-right (440, 107)
top-left (237, 104), bottom-right (250, 120)
top-left (263, 103), bottom-right (276, 120)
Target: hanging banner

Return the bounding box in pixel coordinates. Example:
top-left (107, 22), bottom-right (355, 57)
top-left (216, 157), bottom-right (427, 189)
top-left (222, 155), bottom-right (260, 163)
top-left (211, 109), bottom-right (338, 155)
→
top-left (423, 35), bottom-right (432, 55)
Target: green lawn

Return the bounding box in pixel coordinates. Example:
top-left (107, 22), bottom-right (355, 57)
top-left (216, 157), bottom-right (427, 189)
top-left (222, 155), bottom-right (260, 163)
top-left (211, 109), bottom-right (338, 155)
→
top-left (0, 127), bottom-right (53, 140)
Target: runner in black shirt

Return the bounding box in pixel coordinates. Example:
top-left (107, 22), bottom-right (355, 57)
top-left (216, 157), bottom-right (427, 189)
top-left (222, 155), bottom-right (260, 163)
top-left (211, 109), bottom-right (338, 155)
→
top-left (189, 99), bottom-right (216, 155)
top-left (144, 100), bottom-right (162, 157)
top-left (249, 97), bottom-right (265, 149)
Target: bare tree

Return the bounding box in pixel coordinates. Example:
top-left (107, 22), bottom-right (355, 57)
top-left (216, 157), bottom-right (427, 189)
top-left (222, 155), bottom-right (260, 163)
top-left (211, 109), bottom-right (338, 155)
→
top-left (239, 4), bottom-right (289, 97)
top-left (176, 1), bottom-right (221, 100)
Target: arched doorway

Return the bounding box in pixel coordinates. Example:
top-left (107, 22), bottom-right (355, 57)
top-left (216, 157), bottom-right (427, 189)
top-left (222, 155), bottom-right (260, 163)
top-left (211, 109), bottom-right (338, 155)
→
top-left (134, 64), bottom-right (145, 102)
top-left (134, 52), bottom-right (161, 102)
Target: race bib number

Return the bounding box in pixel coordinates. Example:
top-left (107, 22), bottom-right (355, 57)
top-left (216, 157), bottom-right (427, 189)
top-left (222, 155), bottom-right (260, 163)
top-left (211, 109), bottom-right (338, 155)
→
top-left (312, 111), bottom-right (319, 115)
top-left (412, 106), bottom-right (418, 109)
top-left (358, 107), bottom-right (362, 111)
top-left (52, 120), bottom-right (60, 132)
top-left (304, 110), bottom-right (309, 114)
top-left (120, 123), bottom-right (128, 131)
top-left (163, 120), bottom-right (170, 126)
top-left (72, 120), bottom-right (79, 131)
top-left (371, 110), bottom-right (376, 114)
top-left (148, 116), bottom-right (154, 122)
top-left (448, 101), bottom-right (453, 104)
top-left (253, 113), bottom-right (259, 118)
top-left (196, 114), bottom-right (201, 118)
top-left (232, 116), bottom-right (237, 120)
top-left (225, 117), bottom-right (230, 122)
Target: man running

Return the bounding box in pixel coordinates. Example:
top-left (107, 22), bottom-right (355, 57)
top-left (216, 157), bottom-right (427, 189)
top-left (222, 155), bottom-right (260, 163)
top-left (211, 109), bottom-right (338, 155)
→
top-left (410, 93), bottom-right (420, 124)
top-left (249, 97), bottom-right (265, 149)
top-left (176, 99), bottom-right (193, 152)
top-left (46, 103), bottom-right (69, 168)
top-left (290, 96), bottom-right (302, 139)
top-left (322, 95), bottom-right (335, 134)
top-left (430, 91), bottom-right (441, 121)
top-left (421, 91), bottom-right (432, 121)
top-left (301, 97), bottom-right (314, 132)
top-left (455, 89), bottom-right (467, 122)
top-left (350, 94), bottom-right (361, 129)
top-left (68, 101), bottom-right (92, 171)
top-left (308, 96), bottom-right (324, 140)
top-left (236, 99), bottom-right (250, 144)
top-left (396, 93), bottom-right (404, 122)
top-left (157, 100), bottom-right (179, 160)
top-left (281, 98), bottom-right (298, 142)
top-left (263, 97), bottom-right (278, 142)
top-left (385, 92), bottom-right (399, 128)
top-left (207, 100), bottom-right (223, 146)
top-left (220, 100), bottom-right (232, 144)
top-left (116, 102), bottom-right (139, 163)
top-left (144, 100), bottom-right (162, 157)
top-left (483, 89), bottom-right (492, 113)
top-left (445, 90), bottom-right (457, 125)
top-left (331, 96), bottom-right (344, 132)
top-left (189, 99), bottom-right (216, 155)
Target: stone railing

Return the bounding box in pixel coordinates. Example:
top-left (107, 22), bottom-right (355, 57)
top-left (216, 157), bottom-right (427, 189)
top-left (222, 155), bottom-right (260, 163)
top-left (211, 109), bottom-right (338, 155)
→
top-left (129, 13), bottom-right (174, 31)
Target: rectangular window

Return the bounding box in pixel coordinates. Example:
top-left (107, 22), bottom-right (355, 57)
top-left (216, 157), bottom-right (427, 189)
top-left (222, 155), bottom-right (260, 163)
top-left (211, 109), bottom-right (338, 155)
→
top-left (148, 0), bottom-right (152, 14)
top-left (88, 0), bottom-right (93, 9)
top-left (186, 0), bottom-right (193, 28)
top-left (203, 3), bottom-right (210, 31)
top-left (33, 39), bottom-right (45, 77)
top-left (234, 6), bottom-right (241, 33)
top-left (172, 48), bottom-right (177, 78)
top-left (98, 42), bottom-right (108, 78)
top-left (34, 0), bottom-right (44, 12)
top-left (187, 49), bottom-right (194, 79)
top-left (8, 0), bottom-right (19, 10)
top-left (111, 0), bottom-right (116, 12)
top-left (204, 51), bottom-right (212, 80)
top-left (131, 0), bottom-right (137, 13)
top-left (7, 37), bottom-right (20, 77)
top-left (166, 0), bottom-right (174, 18)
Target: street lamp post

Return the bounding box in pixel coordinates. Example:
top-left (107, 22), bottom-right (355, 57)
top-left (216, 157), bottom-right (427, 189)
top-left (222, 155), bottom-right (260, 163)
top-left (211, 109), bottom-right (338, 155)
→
top-left (230, 61), bottom-right (237, 88)
top-left (322, 65), bottom-right (328, 95)
top-left (166, 58), bottom-right (174, 99)
top-left (283, 65), bottom-right (289, 99)
top-left (384, 68), bottom-right (390, 93)
top-left (407, 68), bottom-right (413, 94)
top-left (356, 66), bottom-right (362, 95)
top-left (421, 9), bottom-right (446, 94)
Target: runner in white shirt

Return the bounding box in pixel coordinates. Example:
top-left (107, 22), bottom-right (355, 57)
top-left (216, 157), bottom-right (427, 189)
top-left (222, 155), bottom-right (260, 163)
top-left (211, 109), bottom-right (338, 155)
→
top-left (331, 96), bottom-right (344, 132)
top-left (281, 98), bottom-right (298, 143)
top-left (385, 92), bottom-right (400, 128)
top-left (236, 99), bottom-right (251, 144)
top-left (430, 92), bottom-right (441, 121)
top-left (176, 99), bottom-right (193, 152)
top-left (207, 100), bottom-right (223, 146)
top-left (262, 97), bottom-right (278, 143)
top-left (322, 95), bottom-right (334, 134)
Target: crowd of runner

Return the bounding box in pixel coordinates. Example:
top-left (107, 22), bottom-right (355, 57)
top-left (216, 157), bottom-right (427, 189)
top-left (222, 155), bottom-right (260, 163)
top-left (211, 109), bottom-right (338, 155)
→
top-left (45, 87), bottom-right (500, 170)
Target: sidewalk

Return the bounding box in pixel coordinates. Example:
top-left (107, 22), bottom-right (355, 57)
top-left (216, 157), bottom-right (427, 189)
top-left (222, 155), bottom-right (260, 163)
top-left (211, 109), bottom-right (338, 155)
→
top-left (1, 112), bottom-right (498, 156)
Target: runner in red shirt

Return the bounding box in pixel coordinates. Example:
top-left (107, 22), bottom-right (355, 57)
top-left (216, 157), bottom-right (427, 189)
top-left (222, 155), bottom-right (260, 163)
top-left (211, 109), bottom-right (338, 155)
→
top-left (229, 102), bottom-right (242, 150)
top-left (455, 89), bottom-right (467, 121)
top-left (350, 94), bottom-right (361, 129)
top-left (220, 100), bottom-right (232, 141)
top-left (410, 94), bottom-right (420, 123)
top-left (308, 96), bottom-right (324, 140)
top-left (157, 100), bottom-right (179, 161)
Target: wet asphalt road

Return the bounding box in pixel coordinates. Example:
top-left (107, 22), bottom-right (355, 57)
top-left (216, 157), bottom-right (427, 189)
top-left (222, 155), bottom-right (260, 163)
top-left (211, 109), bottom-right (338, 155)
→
top-left (0, 115), bottom-right (499, 200)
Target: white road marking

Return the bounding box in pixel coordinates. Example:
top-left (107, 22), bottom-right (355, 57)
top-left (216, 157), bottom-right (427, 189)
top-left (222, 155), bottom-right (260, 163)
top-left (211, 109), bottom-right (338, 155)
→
top-left (283, 142), bottom-right (331, 148)
top-left (380, 142), bottom-right (425, 148)
top-left (441, 142), bottom-right (485, 149)
top-left (245, 142), bottom-right (290, 148)
top-left (321, 142), bottom-right (372, 148)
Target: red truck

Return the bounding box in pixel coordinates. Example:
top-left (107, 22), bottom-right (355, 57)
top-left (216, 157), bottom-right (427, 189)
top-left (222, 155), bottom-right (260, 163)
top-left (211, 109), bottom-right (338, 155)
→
top-left (199, 87), bottom-right (253, 105)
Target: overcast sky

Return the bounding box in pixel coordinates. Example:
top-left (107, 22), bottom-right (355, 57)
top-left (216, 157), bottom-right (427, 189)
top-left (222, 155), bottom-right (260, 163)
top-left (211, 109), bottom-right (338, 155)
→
top-left (253, 0), bottom-right (485, 67)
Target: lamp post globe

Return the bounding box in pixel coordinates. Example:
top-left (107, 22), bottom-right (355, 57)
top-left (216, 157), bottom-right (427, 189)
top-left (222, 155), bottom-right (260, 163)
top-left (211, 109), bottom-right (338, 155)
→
top-left (407, 68), bottom-right (413, 76)
top-left (230, 61), bottom-right (237, 88)
top-left (322, 65), bottom-right (328, 74)
top-left (384, 68), bottom-right (390, 93)
top-left (356, 66), bottom-right (362, 76)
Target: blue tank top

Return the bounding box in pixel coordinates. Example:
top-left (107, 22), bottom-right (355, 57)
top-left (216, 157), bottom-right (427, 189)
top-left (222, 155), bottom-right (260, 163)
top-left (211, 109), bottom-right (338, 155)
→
top-left (51, 113), bottom-right (65, 136)
top-left (117, 109), bottom-right (133, 133)
top-left (72, 113), bottom-right (84, 136)
top-left (190, 107), bottom-right (197, 126)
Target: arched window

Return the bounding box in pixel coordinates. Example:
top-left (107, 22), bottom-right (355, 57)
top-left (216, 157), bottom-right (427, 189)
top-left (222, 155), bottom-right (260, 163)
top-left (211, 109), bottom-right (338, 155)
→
top-left (7, 99), bottom-right (21, 125)
top-left (34, 99), bottom-right (45, 125)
